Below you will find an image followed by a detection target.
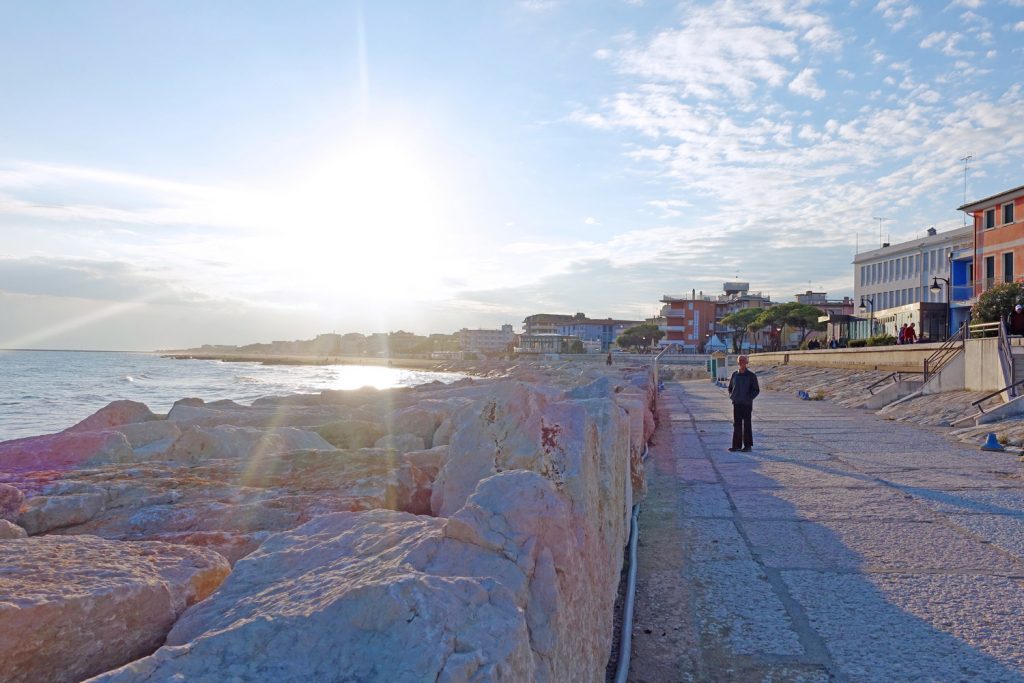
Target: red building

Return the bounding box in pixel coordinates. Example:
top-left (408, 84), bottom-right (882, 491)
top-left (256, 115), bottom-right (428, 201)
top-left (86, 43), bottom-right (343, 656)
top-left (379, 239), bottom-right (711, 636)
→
top-left (961, 183), bottom-right (1024, 295)
top-left (660, 282), bottom-right (772, 352)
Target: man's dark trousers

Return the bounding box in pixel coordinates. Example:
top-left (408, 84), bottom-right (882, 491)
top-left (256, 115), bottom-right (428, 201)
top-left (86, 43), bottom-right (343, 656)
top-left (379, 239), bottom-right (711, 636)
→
top-left (732, 403), bottom-right (753, 450)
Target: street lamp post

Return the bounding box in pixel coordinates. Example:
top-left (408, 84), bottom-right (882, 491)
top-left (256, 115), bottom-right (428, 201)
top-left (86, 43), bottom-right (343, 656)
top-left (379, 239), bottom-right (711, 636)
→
top-left (930, 277), bottom-right (951, 340)
top-left (859, 296), bottom-right (875, 339)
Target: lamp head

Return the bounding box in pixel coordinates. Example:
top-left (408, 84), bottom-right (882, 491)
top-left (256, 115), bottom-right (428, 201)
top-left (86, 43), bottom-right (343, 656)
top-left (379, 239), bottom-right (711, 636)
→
top-left (929, 278), bottom-right (941, 293)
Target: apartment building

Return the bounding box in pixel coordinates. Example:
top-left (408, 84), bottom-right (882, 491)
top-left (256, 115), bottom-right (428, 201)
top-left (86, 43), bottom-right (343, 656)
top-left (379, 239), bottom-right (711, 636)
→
top-left (853, 226), bottom-right (971, 313)
top-left (961, 183), bottom-right (1024, 296)
top-left (458, 325), bottom-right (515, 355)
top-left (659, 282), bottom-right (772, 351)
top-left (521, 312), bottom-right (642, 351)
top-left (851, 226), bottom-right (972, 340)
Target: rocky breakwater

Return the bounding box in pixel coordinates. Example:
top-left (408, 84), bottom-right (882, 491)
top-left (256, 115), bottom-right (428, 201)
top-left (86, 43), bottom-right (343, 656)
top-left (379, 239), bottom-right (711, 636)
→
top-left (0, 363), bottom-right (654, 682)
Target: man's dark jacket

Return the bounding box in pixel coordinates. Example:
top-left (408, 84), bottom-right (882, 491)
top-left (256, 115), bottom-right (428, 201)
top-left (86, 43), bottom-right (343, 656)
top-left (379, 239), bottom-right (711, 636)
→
top-left (728, 370), bottom-right (760, 405)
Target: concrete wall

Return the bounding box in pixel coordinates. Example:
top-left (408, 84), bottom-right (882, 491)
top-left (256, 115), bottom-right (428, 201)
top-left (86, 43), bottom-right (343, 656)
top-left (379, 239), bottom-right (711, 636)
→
top-left (750, 338), bottom-right (1011, 394)
top-left (964, 337), bottom-right (1009, 392)
top-left (921, 352), bottom-right (965, 394)
top-left (749, 343), bottom-right (943, 372)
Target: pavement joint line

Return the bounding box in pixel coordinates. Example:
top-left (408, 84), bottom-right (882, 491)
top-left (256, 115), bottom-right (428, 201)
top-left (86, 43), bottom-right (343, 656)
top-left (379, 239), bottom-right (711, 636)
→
top-left (673, 384), bottom-right (845, 682)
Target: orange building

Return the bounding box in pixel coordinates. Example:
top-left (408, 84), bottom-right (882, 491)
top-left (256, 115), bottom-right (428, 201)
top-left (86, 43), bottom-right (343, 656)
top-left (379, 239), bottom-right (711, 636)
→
top-left (660, 282), bottom-right (772, 351)
top-left (961, 183), bottom-right (1024, 296)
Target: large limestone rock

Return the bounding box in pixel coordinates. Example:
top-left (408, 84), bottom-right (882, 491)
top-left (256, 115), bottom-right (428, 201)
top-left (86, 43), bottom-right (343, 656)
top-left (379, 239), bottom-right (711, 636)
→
top-left (91, 471), bottom-right (605, 683)
top-left (0, 535), bottom-right (230, 683)
top-left (165, 425), bottom-right (332, 463)
top-left (0, 430), bottom-right (134, 472)
top-left (0, 482), bottom-right (25, 520)
top-left (313, 419), bottom-right (386, 448)
top-left (0, 518), bottom-right (26, 539)
top-left (65, 400), bottom-right (159, 433)
top-left (18, 489), bottom-right (106, 534)
top-left (373, 432), bottom-right (426, 452)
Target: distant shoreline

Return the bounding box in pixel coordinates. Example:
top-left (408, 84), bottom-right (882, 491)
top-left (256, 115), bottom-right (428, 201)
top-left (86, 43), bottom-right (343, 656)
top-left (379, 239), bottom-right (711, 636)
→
top-left (160, 352), bottom-right (458, 372)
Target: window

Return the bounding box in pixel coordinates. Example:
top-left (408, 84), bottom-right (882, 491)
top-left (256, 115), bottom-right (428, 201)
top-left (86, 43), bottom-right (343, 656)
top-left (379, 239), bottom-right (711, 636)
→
top-left (986, 208), bottom-right (996, 229)
top-left (986, 255), bottom-right (996, 287)
top-left (1005, 252), bottom-right (1014, 284)
top-left (1005, 203), bottom-right (1016, 225)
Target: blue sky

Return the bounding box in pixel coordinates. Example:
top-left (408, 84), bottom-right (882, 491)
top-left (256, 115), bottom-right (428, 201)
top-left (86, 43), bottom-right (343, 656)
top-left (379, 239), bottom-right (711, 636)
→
top-left (1, 0), bottom-right (1023, 350)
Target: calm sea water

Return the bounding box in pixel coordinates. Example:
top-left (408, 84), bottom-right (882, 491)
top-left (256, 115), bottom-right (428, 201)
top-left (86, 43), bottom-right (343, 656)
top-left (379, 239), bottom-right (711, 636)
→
top-left (0, 350), bottom-right (464, 442)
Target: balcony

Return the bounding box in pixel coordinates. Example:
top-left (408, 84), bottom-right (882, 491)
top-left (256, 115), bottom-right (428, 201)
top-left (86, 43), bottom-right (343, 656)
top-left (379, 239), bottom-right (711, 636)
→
top-left (661, 325), bottom-right (686, 332)
top-left (950, 284), bottom-right (975, 303)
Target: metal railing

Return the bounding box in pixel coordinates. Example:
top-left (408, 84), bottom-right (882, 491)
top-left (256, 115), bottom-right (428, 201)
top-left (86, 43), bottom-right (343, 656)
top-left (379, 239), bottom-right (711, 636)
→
top-left (923, 322), bottom-right (967, 381)
top-left (998, 316), bottom-right (1017, 399)
top-left (653, 342), bottom-right (688, 389)
top-left (866, 370), bottom-right (925, 395)
top-left (968, 320), bottom-right (1000, 338)
top-left (972, 378), bottom-right (1024, 412)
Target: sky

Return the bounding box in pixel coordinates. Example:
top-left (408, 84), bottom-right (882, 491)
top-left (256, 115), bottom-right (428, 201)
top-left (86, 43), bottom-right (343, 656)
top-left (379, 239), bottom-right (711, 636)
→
top-left (1, 0), bottom-right (1023, 350)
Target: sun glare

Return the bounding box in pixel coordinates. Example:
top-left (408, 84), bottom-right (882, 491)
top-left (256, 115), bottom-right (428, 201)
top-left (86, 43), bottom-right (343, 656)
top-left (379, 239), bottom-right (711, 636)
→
top-left (254, 131), bottom-right (456, 300)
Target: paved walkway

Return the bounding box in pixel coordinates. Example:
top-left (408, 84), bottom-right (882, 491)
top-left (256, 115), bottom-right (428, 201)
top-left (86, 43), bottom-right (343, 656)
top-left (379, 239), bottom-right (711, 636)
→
top-left (628, 380), bottom-right (1024, 682)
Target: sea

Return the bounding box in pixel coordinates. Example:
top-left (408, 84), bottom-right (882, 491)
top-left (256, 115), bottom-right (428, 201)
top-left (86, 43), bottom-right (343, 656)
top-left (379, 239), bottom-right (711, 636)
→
top-left (0, 350), bottom-right (465, 442)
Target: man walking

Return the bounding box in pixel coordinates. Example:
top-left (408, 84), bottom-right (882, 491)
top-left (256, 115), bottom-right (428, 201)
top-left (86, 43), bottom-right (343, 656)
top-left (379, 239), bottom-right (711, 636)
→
top-left (727, 355), bottom-right (759, 452)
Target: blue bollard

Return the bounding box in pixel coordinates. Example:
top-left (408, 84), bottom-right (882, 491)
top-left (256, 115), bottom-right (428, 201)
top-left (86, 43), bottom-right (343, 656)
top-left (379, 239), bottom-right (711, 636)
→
top-left (981, 433), bottom-right (1005, 452)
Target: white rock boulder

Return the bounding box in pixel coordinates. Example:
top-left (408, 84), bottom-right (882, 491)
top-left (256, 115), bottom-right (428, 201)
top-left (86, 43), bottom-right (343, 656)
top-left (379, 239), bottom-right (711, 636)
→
top-left (90, 470), bottom-right (609, 683)
top-left (0, 535), bottom-right (230, 683)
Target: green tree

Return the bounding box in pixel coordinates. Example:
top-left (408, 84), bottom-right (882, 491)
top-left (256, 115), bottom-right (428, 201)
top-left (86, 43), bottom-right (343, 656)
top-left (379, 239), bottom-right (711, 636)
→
top-left (566, 339), bottom-right (585, 354)
top-left (720, 308), bottom-right (764, 353)
top-left (973, 282), bottom-right (1024, 324)
top-left (616, 323), bottom-right (664, 352)
top-left (752, 303), bottom-right (825, 349)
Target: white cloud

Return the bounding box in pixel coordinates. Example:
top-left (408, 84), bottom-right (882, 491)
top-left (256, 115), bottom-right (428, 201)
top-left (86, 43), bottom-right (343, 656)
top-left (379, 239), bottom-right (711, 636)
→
top-left (607, 1), bottom-right (840, 101)
top-left (920, 31), bottom-right (947, 48)
top-left (1014, 21), bottom-right (1024, 31)
top-left (874, 0), bottom-right (920, 30)
top-left (518, 0), bottom-right (559, 11)
top-left (584, 216), bottom-right (600, 225)
top-left (789, 68), bottom-right (826, 99)
top-left (948, 0), bottom-right (983, 7)
top-left (647, 198), bottom-right (692, 217)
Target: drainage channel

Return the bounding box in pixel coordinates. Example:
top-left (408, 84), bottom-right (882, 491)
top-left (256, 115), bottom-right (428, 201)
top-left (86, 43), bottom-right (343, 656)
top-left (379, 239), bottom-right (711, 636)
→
top-left (612, 444), bottom-right (648, 683)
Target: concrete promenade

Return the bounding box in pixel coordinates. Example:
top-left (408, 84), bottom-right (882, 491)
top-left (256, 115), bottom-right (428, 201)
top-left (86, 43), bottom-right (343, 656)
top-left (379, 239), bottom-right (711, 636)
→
top-left (628, 379), bottom-right (1024, 682)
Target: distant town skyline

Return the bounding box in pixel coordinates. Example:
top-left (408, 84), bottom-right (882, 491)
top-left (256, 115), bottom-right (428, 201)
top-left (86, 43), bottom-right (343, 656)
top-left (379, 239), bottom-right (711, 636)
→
top-left (2, 1), bottom-right (1023, 350)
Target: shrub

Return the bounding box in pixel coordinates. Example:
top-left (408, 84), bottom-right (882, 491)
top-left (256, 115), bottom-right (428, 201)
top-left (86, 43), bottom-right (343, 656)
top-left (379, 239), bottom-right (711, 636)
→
top-left (866, 334), bottom-right (896, 347)
top-left (974, 282), bottom-right (1024, 323)
top-left (848, 339), bottom-right (867, 348)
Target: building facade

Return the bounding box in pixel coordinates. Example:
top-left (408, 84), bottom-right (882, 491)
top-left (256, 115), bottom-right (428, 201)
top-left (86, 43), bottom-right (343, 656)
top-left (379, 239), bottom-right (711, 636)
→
top-left (659, 282), bottom-right (772, 352)
top-left (521, 312), bottom-right (642, 351)
top-left (458, 325), bottom-right (515, 355)
top-left (853, 226), bottom-right (971, 321)
top-left (961, 184), bottom-right (1024, 297)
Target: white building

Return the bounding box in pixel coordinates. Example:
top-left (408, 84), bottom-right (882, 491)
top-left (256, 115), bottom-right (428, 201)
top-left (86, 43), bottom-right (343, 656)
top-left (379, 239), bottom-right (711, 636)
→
top-left (853, 226), bottom-right (971, 313)
top-left (458, 324), bottom-right (515, 354)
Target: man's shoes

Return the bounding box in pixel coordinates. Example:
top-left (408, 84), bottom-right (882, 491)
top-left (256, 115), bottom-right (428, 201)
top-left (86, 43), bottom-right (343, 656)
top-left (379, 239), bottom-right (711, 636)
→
top-left (727, 447), bottom-right (740, 452)
top-left (741, 447), bottom-right (752, 452)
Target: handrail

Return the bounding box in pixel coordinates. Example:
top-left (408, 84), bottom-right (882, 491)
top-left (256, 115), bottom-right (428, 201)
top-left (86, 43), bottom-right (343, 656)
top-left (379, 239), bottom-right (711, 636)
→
top-left (969, 321), bottom-right (1001, 337)
top-left (923, 322), bottom-right (966, 381)
top-left (652, 342), bottom-right (686, 390)
top-left (997, 316), bottom-right (1016, 399)
top-left (972, 378), bottom-right (1024, 412)
top-left (866, 370), bottom-right (925, 395)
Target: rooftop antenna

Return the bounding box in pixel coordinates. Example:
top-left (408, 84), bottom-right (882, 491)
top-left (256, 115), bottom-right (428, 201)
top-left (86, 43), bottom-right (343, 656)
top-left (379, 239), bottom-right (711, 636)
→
top-left (872, 216), bottom-right (890, 247)
top-left (960, 153), bottom-right (973, 225)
